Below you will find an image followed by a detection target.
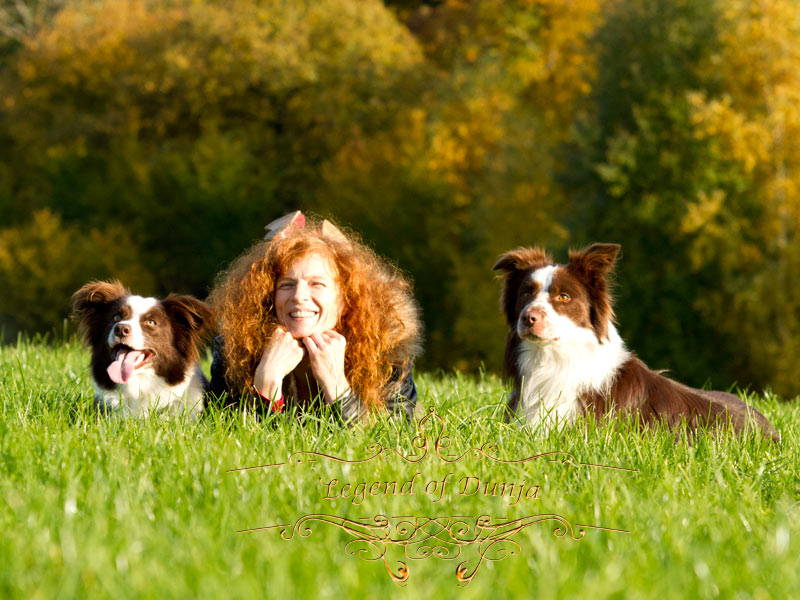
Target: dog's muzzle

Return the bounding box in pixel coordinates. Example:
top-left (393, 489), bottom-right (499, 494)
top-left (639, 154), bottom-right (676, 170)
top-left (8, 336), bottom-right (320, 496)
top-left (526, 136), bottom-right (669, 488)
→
top-left (517, 305), bottom-right (552, 339)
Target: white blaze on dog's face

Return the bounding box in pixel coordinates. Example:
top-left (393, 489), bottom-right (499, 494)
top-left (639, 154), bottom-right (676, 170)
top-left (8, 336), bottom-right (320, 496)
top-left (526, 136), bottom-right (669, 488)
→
top-left (107, 295), bottom-right (157, 349)
top-left (514, 265), bottom-right (595, 343)
top-left (106, 295), bottom-right (172, 384)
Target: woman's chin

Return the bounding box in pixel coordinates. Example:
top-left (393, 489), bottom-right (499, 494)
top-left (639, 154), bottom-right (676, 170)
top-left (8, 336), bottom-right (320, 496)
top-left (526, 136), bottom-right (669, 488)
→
top-left (285, 324), bottom-right (317, 339)
top-left (284, 319), bottom-right (338, 339)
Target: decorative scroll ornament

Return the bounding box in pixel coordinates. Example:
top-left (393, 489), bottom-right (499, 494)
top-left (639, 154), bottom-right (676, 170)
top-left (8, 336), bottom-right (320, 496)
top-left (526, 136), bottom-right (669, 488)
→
top-left (239, 513), bottom-right (629, 586)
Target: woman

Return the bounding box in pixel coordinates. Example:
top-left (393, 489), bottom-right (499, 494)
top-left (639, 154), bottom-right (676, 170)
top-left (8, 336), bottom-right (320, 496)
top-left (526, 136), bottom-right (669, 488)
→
top-left (207, 213), bottom-right (422, 423)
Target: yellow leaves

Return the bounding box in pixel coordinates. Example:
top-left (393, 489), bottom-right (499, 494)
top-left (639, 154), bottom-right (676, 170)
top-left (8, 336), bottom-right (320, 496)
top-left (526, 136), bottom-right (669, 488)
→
top-left (522, 0), bottom-right (601, 124)
top-left (694, 0), bottom-right (800, 246)
top-left (681, 190), bottom-right (725, 235)
top-left (423, 95), bottom-right (507, 184)
top-left (18, 60), bottom-right (36, 81)
top-left (167, 52), bottom-right (190, 71)
top-left (676, 1), bottom-right (800, 394)
top-left (2, 0), bottom-right (424, 156)
top-left (688, 92), bottom-right (770, 173)
top-left (716, 0), bottom-right (800, 111)
top-left (0, 210), bottom-right (156, 332)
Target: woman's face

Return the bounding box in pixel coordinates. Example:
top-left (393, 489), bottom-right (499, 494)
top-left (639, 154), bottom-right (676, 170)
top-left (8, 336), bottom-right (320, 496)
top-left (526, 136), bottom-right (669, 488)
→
top-left (275, 252), bottom-right (341, 339)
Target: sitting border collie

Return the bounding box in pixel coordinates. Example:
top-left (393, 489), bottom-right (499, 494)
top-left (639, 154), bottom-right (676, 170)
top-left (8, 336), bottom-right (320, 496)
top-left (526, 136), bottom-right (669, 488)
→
top-left (493, 243), bottom-right (779, 440)
top-left (71, 280), bottom-right (212, 418)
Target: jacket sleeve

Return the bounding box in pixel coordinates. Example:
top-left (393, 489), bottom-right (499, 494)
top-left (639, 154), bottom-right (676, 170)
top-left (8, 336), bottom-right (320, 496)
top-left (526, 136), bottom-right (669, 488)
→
top-left (207, 336), bottom-right (252, 410)
top-left (326, 368), bottom-right (417, 425)
top-left (208, 336), bottom-right (227, 398)
top-left (386, 368), bottom-right (417, 423)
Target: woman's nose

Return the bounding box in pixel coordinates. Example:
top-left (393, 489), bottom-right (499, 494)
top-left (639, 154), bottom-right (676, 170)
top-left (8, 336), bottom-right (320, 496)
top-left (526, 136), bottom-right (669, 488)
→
top-left (293, 280), bottom-right (311, 299)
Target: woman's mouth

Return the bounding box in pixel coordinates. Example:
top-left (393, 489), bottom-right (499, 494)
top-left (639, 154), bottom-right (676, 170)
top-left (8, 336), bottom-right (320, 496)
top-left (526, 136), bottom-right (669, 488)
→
top-left (290, 310), bottom-right (317, 318)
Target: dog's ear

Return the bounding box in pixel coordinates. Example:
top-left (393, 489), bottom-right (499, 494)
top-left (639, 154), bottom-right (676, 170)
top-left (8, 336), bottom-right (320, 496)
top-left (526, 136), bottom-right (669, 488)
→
top-left (568, 243), bottom-right (620, 341)
top-left (162, 294), bottom-right (214, 359)
top-left (568, 243), bottom-right (620, 283)
top-left (71, 280), bottom-right (129, 312)
top-left (71, 280), bottom-right (129, 343)
top-left (162, 294), bottom-right (213, 332)
top-left (492, 247), bottom-right (552, 275)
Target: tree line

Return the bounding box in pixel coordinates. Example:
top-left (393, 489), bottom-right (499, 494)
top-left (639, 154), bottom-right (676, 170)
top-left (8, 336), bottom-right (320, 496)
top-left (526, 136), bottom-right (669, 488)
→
top-left (1, 0), bottom-right (799, 397)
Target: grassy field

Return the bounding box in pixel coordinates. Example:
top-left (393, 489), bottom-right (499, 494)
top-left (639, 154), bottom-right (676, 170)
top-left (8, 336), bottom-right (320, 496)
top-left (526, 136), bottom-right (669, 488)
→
top-left (1, 337), bottom-right (798, 599)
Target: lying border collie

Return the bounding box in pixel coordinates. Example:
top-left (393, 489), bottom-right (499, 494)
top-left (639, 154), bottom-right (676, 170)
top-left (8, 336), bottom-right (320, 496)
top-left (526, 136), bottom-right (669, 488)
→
top-left (493, 243), bottom-right (779, 440)
top-left (71, 280), bottom-right (212, 418)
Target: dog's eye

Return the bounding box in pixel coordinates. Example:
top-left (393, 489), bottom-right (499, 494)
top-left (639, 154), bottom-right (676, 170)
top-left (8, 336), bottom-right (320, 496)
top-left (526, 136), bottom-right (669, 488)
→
top-left (113, 314), bottom-right (121, 322)
top-left (520, 289), bottom-right (532, 298)
top-left (146, 319), bottom-right (157, 326)
top-left (556, 293), bottom-right (570, 302)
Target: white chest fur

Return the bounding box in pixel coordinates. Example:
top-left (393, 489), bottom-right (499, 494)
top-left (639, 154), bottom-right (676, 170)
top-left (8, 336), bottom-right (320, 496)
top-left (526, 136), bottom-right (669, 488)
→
top-left (95, 366), bottom-right (205, 419)
top-left (515, 323), bottom-right (629, 429)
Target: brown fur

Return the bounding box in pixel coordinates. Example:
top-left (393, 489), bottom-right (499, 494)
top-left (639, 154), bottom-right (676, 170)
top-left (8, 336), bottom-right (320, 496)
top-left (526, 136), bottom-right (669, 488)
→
top-left (580, 356), bottom-right (780, 441)
top-left (71, 281), bottom-right (213, 389)
top-left (494, 244), bottom-right (780, 441)
top-left (565, 243), bottom-right (619, 341)
top-left (72, 281), bottom-right (131, 390)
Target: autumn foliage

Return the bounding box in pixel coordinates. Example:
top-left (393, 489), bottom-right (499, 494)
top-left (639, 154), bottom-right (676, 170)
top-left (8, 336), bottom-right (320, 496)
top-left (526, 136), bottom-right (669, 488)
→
top-left (1, 0), bottom-right (799, 396)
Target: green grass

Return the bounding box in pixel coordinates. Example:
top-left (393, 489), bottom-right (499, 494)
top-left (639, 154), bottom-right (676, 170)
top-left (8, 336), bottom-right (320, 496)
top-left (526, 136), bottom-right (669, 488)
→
top-left (1, 338), bottom-right (798, 599)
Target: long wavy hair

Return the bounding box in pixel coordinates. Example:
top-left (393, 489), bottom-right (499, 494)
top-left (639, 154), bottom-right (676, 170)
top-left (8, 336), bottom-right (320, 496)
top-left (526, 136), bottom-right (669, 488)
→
top-left (208, 219), bottom-right (422, 411)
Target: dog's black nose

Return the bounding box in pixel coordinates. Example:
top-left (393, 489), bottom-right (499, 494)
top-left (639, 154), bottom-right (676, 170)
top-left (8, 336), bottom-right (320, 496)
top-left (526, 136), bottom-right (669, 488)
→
top-left (114, 323), bottom-right (131, 338)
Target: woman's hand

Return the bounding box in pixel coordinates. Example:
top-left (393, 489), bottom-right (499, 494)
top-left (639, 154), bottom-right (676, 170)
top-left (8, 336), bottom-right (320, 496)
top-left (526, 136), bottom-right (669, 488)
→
top-left (253, 328), bottom-right (305, 400)
top-left (302, 330), bottom-right (351, 404)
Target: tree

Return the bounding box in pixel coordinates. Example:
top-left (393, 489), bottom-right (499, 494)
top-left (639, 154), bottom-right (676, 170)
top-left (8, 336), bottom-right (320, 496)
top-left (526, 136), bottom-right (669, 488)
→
top-left (0, 210), bottom-right (154, 337)
top-left (563, 0), bottom-right (747, 389)
top-left (0, 0), bottom-right (423, 303)
top-left (682, 0), bottom-right (800, 395)
top-left (317, 0), bottom-right (601, 369)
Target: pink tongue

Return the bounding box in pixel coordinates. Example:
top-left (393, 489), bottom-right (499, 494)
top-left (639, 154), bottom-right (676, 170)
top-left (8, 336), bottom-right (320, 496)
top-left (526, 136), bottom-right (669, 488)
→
top-left (107, 350), bottom-right (146, 384)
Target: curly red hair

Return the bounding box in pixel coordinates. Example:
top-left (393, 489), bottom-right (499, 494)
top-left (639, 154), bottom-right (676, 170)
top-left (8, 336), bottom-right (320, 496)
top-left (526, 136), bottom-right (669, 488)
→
top-left (208, 219), bottom-right (422, 411)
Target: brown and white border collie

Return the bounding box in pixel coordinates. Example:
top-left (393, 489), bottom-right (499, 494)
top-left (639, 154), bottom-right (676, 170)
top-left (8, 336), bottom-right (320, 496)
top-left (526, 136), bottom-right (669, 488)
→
top-left (493, 243), bottom-right (779, 441)
top-left (71, 280), bottom-right (213, 419)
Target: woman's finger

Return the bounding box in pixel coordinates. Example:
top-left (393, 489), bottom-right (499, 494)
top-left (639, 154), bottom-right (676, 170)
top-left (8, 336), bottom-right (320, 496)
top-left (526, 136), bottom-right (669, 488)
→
top-left (302, 335), bottom-right (319, 354)
top-left (311, 332), bottom-right (330, 348)
top-left (328, 331), bottom-right (345, 346)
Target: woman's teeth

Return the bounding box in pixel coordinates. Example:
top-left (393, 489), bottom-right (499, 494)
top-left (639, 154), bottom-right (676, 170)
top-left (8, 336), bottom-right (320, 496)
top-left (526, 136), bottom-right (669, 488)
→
top-left (290, 311), bottom-right (316, 318)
